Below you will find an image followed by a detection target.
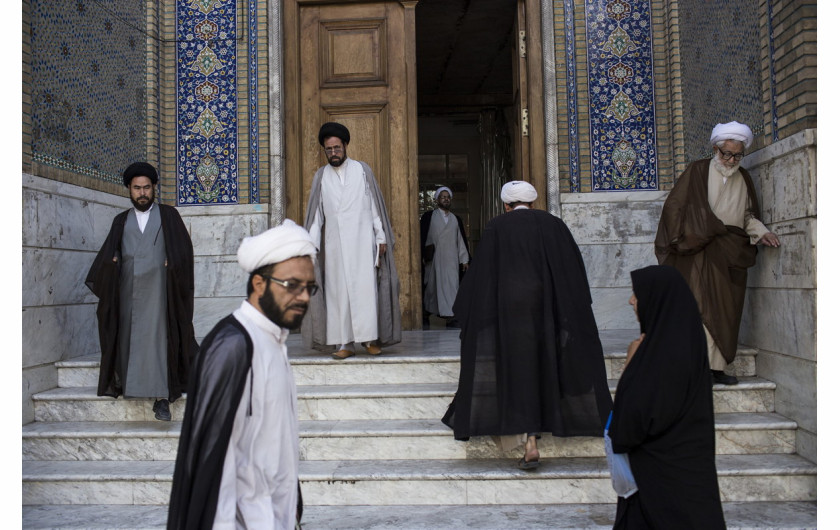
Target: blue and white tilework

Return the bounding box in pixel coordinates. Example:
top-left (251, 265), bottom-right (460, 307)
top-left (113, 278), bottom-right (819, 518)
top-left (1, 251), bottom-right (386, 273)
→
top-left (29, 0), bottom-right (146, 184)
top-left (176, 0), bottom-right (239, 205)
top-left (585, 0), bottom-right (658, 191)
top-left (561, 0), bottom-right (581, 192)
top-left (248, 0), bottom-right (260, 203)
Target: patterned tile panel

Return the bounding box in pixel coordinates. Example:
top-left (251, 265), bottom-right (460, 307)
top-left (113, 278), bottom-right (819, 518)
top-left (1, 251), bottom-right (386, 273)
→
top-left (562, 0), bottom-right (581, 192)
top-left (677, 0), bottom-right (764, 162)
top-left (585, 0), bottom-right (659, 191)
top-left (29, 0), bottom-right (147, 184)
top-left (176, 0), bottom-right (239, 204)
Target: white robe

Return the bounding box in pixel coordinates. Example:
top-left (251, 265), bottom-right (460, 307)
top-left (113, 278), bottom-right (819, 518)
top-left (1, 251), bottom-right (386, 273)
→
top-left (424, 209), bottom-right (469, 317)
top-left (308, 158), bottom-right (386, 345)
top-left (213, 301), bottom-right (299, 529)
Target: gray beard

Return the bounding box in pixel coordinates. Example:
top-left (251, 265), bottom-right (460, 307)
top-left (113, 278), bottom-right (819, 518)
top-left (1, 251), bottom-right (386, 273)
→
top-left (712, 156), bottom-right (741, 179)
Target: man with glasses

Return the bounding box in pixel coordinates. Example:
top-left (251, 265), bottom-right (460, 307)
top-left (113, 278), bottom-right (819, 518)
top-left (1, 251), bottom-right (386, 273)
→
top-left (169, 220), bottom-right (317, 529)
top-left (85, 162), bottom-right (197, 422)
top-left (302, 121), bottom-right (401, 359)
top-left (655, 121), bottom-right (780, 385)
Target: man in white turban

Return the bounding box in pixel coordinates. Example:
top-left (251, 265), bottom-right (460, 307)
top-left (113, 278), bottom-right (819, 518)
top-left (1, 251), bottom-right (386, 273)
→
top-left (443, 180), bottom-right (612, 471)
top-left (420, 186), bottom-right (470, 328)
top-left (169, 219), bottom-right (317, 529)
top-left (655, 121), bottom-right (780, 385)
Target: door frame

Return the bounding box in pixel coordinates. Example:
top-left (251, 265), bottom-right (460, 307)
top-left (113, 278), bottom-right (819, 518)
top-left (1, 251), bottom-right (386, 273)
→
top-left (268, 0), bottom-right (557, 328)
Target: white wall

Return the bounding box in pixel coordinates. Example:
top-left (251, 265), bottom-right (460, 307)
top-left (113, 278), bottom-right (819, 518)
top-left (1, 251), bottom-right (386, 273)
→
top-left (21, 173), bottom-right (270, 424)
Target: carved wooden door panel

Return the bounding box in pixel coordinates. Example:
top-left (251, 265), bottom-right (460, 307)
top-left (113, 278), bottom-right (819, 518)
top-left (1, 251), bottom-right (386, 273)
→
top-left (284, 0), bottom-right (421, 328)
top-left (512, 0), bottom-right (546, 210)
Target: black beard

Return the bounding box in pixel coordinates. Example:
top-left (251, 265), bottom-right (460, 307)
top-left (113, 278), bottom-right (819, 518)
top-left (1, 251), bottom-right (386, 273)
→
top-left (131, 195), bottom-right (154, 212)
top-left (259, 287), bottom-right (307, 329)
top-left (328, 155), bottom-right (346, 167)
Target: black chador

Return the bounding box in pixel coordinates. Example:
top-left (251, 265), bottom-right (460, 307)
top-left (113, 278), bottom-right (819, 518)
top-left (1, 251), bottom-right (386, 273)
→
top-left (610, 265), bottom-right (725, 529)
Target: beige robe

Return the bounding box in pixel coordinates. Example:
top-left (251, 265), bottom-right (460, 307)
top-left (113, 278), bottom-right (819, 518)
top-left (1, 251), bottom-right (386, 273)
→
top-left (704, 163), bottom-right (769, 370)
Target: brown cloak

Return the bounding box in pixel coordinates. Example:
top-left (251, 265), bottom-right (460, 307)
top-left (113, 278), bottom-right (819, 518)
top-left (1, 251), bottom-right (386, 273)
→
top-left (654, 159), bottom-right (760, 363)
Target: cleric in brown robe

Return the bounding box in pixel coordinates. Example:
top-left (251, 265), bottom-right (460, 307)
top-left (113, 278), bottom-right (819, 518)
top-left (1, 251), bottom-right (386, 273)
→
top-left (654, 121), bottom-right (780, 385)
top-left (85, 162), bottom-right (198, 420)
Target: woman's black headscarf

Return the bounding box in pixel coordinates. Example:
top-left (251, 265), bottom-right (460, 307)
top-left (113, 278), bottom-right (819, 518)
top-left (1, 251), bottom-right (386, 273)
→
top-left (609, 265), bottom-right (725, 529)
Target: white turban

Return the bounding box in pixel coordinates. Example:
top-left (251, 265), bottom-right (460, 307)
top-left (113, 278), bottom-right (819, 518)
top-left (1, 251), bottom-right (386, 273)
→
top-left (500, 180), bottom-right (538, 204)
top-left (434, 186), bottom-right (452, 201)
top-left (710, 121), bottom-right (753, 149)
top-left (237, 219), bottom-right (317, 273)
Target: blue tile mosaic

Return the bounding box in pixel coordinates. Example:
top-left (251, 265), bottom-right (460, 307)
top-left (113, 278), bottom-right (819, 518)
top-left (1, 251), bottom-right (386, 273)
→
top-left (585, 0), bottom-right (659, 191)
top-left (678, 0), bottom-right (764, 162)
top-left (248, 0), bottom-right (260, 203)
top-left (176, 0), bottom-right (240, 205)
top-left (29, 0), bottom-right (146, 184)
top-left (561, 0), bottom-right (581, 192)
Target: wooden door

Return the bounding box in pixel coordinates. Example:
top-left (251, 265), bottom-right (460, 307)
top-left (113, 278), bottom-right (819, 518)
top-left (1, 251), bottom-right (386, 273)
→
top-left (284, 0), bottom-right (421, 328)
top-left (511, 0), bottom-right (546, 210)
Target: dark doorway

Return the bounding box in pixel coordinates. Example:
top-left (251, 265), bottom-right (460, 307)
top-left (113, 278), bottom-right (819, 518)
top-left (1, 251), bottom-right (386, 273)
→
top-left (415, 0), bottom-right (519, 250)
top-left (415, 0), bottom-right (520, 328)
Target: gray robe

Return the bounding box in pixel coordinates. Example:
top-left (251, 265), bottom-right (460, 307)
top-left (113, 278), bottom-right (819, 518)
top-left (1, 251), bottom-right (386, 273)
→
top-left (423, 209), bottom-right (469, 317)
top-left (301, 160), bottom-right (401, 351)
top-left (118, 206), bottom-right (169, 397)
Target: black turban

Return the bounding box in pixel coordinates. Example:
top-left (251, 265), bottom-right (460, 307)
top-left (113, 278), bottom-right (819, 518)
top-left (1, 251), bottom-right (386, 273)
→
top-left (318, 122), bottom-right (350, 146)
top-left (123, 162), bottom-right (159, 187)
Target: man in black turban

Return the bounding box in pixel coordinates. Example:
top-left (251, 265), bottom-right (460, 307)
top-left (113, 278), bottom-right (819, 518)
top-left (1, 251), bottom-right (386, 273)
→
top-left (86, 162), bottom-right (197, 422)
top-left (317, 122), bottom-right (350, 146)
top-left (302, 122), bottom-right (402, 359)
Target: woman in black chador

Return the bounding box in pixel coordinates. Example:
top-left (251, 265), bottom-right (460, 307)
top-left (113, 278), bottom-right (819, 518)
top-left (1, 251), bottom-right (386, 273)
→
top-left (610, 265), bottom-right (725, 529)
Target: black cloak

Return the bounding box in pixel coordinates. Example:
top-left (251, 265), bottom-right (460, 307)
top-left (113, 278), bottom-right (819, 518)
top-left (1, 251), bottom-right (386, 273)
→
top-left (85, 204), bottom-right (198, 403)
top-left (442, 208), bottom-right (612, 439)
top-left (609, 265), bottom-right (725, 529)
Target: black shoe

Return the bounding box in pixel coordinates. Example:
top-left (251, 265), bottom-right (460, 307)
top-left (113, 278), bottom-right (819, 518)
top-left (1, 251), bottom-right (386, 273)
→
top-left (153, 399), bottom-right (171, 421)
top-left (711, 370), bottom-right (738, 385)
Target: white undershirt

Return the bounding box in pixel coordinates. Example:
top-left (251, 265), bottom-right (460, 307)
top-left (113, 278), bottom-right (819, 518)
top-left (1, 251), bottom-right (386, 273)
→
top-left (133, 202), bottom-right (155, 233)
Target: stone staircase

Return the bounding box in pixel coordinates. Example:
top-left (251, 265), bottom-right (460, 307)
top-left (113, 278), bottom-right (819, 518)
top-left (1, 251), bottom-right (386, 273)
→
top-left (23, 330), bottom-right (816, 529)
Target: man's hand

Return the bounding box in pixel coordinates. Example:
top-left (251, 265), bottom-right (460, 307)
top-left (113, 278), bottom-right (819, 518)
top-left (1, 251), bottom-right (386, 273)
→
top-left (461, 263), bottom-right (469, 272)
top-left (379, 243), bottom-right (386, 257)
top-left (625, 333), bottom-right (646, 368)
top-left (758, 232), bottom-right (781, 247)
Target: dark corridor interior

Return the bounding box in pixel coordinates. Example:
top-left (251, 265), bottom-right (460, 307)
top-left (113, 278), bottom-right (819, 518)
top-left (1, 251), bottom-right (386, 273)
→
top-left (415, 0), bottom-right (518, 249)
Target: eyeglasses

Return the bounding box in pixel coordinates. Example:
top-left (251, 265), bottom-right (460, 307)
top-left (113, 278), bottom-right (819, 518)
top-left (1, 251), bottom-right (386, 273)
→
top-left (717, 148), bottom-right (745, 161)
top-left (264, 276), bottom-right (320, 296)
top-left (324, 146), bottom-right (344, 154)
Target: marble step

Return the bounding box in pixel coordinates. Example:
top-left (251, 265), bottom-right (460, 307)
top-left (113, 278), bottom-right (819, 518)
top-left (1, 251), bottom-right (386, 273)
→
top-left (21, 501), bottom-right (818, 529)
top-left (56, 330), bottom-right (757, 388)
top-left (22, 454), bottom-right (816, 506)
top-left (22, 413), bottom-right (797, 462)
top-left (33, 377), bottom-right (776, 423)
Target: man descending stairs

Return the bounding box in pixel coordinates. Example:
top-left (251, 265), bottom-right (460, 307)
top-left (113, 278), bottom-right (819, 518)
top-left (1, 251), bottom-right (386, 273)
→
top-left (23, 330), bottom-right (816, 528)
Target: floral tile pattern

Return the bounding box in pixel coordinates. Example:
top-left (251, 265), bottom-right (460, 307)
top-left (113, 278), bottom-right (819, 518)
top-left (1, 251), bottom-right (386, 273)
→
top-left (176, 0), bottom-right (239, 204)
top-left (585, 0), bottom-right (658, 191)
